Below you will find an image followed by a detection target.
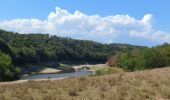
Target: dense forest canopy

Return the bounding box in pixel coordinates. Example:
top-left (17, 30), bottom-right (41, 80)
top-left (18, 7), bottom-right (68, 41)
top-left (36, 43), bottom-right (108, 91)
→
top-left (0, 29), bottom-right (144, 65)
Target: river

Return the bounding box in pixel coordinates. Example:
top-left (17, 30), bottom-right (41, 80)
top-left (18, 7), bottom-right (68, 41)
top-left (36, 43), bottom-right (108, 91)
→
top-left (21, 70), bottom-right (92, 80)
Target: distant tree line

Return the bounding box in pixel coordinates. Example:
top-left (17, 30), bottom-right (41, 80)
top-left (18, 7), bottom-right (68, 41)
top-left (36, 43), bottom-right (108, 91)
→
top-left (107, 43), bottom-right (170, 71)
top-left (0, 29), bottom-right (143, 81)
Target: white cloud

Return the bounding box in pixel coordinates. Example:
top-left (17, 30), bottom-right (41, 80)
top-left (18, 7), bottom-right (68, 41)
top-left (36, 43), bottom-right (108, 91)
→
top-left (0, 7), bottom-right (170, 46)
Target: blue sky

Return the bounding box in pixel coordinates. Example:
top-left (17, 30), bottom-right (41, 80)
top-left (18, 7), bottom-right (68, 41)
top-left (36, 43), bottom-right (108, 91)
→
top-left (0, 0), bottom-right (170, 46)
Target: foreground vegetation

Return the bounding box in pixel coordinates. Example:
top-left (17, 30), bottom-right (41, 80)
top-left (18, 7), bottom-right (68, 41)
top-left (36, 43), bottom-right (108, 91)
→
top-left (93, 67), bottom-right (123, 76)
top-left (1, 67), bottom-right (170, 100)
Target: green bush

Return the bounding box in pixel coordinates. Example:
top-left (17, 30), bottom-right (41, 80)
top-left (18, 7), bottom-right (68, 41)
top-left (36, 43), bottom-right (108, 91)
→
top-left (116, 48), bottom-right (167, 71)
top-left (94, 67), bottom-right (123, 76)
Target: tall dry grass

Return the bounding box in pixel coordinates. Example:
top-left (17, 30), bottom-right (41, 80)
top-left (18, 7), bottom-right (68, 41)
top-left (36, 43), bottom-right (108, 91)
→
top-left (1, 67), bottom-right (170, 100)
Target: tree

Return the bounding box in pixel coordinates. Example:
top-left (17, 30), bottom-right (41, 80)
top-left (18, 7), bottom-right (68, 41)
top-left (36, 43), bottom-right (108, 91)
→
top-left (0, 51), bottom-right (20, 81)
top-left (136, 49), bottom-right (166, 70)
top-left (0, 38), bottom-right (12, 55)
top-left (117, 53), bottom-right (137, 71)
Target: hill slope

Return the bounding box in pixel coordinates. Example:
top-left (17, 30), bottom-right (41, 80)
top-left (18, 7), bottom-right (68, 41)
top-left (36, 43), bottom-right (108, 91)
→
top-left (0, 67), bottom-right (170, 100)
top-left (0, 29), bottom-right (145, 65)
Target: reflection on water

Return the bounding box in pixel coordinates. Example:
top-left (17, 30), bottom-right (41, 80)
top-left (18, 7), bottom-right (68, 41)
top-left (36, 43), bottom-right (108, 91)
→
top-left (21, 70), bottom-right (92, 80)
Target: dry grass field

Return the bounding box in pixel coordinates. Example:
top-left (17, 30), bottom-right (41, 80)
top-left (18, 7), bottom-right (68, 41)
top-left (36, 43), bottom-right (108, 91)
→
top-left (1, 67), bottom-right (170, 100)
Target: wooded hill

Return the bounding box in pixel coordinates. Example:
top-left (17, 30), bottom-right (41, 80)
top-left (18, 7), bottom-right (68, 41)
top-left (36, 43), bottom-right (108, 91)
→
top-left (0, 29), bottom-right (145, 65)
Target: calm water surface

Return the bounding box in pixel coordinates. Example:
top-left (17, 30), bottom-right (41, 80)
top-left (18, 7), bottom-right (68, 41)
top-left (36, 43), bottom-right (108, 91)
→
top-left (22, 70), bottom-right (92, 80)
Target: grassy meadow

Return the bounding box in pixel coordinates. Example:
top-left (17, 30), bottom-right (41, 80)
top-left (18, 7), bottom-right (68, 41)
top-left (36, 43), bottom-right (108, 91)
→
top-left (1, 67), bottom-right (170, 100)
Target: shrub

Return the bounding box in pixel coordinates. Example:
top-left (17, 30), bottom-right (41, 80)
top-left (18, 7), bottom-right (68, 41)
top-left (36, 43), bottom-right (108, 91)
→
top-left (111, 47), bottom-right (168, 71)
top-left (94, 67), bottom-right (123, 76)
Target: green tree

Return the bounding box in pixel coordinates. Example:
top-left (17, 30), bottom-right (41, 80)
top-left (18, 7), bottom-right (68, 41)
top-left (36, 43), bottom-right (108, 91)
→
top-left (136, 49), bottom-right (166, 70)
top-left (0, 38), bottom-right (12, 55)
top-left (0, 51), bottom-right (20, 81)
top-left (117, 53), bottom-right (137, 71)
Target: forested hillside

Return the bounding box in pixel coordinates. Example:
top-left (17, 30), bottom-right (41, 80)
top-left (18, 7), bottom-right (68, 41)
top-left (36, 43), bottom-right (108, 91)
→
top-left (0, 29), bottom-right (144, 65)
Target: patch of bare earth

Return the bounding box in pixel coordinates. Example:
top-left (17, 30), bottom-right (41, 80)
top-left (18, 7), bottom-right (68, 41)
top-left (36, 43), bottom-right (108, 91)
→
top-left (1, 67), bottom-right (170, 100)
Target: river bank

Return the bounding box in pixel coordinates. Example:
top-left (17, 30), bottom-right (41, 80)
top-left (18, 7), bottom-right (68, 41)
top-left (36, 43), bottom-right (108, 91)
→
top-left (20, 64), bottom-right (110, 80)
top-left (0, 64), bottom-right (108, 84)
top-left (22, 63), bottom-right (108, 75)
top-left (19, 62), bottom-right (106, 75)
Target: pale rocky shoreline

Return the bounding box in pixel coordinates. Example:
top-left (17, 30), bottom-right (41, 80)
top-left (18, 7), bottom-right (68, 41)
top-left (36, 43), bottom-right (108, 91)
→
top-left (38, 64), bottom-right (108, 74)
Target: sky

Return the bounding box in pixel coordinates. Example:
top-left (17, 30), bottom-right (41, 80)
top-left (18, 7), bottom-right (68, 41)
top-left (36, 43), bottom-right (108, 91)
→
top-left (0, 0), bottom-right (170, 46)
